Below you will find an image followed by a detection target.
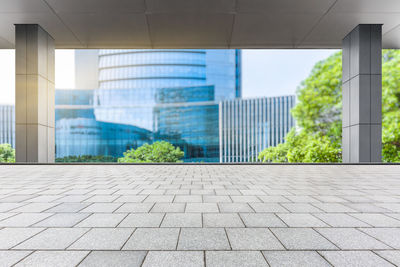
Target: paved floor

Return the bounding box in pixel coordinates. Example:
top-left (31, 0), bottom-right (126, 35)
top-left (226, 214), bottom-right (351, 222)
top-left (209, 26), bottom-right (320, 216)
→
top-left (0, 165), bottom-right (399, 266)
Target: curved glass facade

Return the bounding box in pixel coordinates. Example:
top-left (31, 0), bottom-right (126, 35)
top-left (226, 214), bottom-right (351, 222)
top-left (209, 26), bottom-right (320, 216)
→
top-left (98, 50), bottom-right (206, 91)
top-left (55, 89), bottom-right (151, 158)
top-left (93, 49), bottom-right (240, 162)
top-left (56, 49), bottom-right (241, 162)
top-left (95, 49), bottom-right (240, 131)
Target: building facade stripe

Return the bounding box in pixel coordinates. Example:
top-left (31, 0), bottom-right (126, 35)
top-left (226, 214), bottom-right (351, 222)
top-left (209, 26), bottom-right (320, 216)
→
top-left (219, 96), bottom-right (295, 163)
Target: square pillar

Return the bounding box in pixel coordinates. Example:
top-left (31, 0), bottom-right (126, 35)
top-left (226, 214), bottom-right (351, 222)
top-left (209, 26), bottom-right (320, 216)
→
top-left (15, 25), bottom-right (55, 163)
top-left (342, 24), bottom-right (382, 163)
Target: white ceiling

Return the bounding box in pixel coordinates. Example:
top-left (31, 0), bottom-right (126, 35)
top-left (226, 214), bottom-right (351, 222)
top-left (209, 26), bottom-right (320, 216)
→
top-left (1, 0), bottom-right (400, 49)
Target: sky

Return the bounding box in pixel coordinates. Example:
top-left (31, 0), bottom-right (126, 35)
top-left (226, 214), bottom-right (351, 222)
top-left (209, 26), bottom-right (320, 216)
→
top-left (241, 49), bottom-right (338, 98)
top-left (0, 49), bottom-right (337, 105)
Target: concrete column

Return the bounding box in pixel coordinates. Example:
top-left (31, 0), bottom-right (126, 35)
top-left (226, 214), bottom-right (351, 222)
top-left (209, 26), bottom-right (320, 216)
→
top-left (15, 25), bottom-right (55, 163)
top-left (342, 24), bottom-right (382, 163)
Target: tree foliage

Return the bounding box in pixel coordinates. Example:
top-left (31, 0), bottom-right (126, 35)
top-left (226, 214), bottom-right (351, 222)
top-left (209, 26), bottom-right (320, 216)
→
top-left (259, 50), bottom-right (400, 162)
top-left (55, 155), bottom-right (118, 162)
top-left (118, 141), bottom-right (184, 163)
top-left (259, 130), bottom-right (341, 163)
top-left (381, 50), bottom-right (400, 162)
top-left (0, 144), bottom-right (15, 163)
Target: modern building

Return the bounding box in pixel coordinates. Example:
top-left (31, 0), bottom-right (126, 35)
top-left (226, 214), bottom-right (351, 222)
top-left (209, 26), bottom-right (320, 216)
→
top-left (94, 49), bottom-right (240, 129)
top-left (55, 89), bottom-right (151, 159)
top-left (154, 85), bottom-right (219, 162)
top-left (65, 49), bottom-right (241, 162)
top-left (219, 96), bottom-right (295, 163)
top-left (0, 105), bottom-right (14, 148)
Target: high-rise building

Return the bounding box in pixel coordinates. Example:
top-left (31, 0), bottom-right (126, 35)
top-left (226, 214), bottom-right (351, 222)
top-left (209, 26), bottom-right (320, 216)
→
top-left (55, 49), bottom-right (241, 162)
top-left (219, 96), bottom-right (296, 162)
top-left (55, 89), bottom-right (151, 158)
top-left (154, 85), bottom-right (219, 162)
top-left (94, 49), bottom-right (240, 129)
top-left (0, 105), bottom-right (14, 147)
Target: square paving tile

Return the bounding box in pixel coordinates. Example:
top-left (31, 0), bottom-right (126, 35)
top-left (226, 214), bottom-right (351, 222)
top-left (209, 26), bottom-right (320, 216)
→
top-left (68, 228), bottom-right (134, 250)
top-left (84, 195), bottom-right (119, 202)
top-left (15, 251), bottom-right (89, 267)
top-left (145, 195), bottom-right (174, 203)
top-left (151, 203), bottom-right (185, 213)
top-left (15, 228), bottom-right (89, 250)
top-left (375, 251), bottom-right (400, 266)
top-left (231, 196), bottom-right (261, 203)
top-left (0, 228), bottom-right (44, 249)
top-left (311, 203), bottom-right (356, 212)
top-left (177, 228), bottom-right (230, 250)
top-left (258, 196), bottom-right (290, 203)
top-left (0, 212), bottom-right (17, 221)
top-left (345, 203), bottom-right (390, 213)
top-left (218, 203), bottom-right (254, 213)
top-left (277, 213), bottom-right (328, 227)
top-left (203, 195), bottom-right (232, 203)
top-left (319, 251), bottom-right (394, 267)
top-left (285, 196), bottom-right (319, 202)
top-left (226, 228), bottom-right (284, 250)
top-left (46, 203), bottom-right (90, 213)
top-left (118, 213), bottom-right (164, 227)
top-left (271, 228), bottom-right (337, 250)
top-left (0, 213), bottom-right (53, 227)
top-left (387, 213), bottom-right (400, 220)
top-left (250, 203), bottom-right (288, 213)
top-left (115, 203), bottom-right (154, 213)
top-left (76, 213), bottom-right (127, 227)
top-left (0, 251), bottom-right (32, 267)
top-left (376, 203), bottom-right (400, 212)
top-left (360, 228), bottom-right (400, 249)
top-left (263, 251), bottom-right (331, 267)
top-left (142, 251), bottom-right (204, 267)
top-left (34, 213), bottom-right (90, 227)
top-left (316, 228), bottom-right (390, 250)
top-left (161, 213), bottom-right (202, 227)
top-left (206, 251), bottom-right (268, 267)
top-left (12, 203), bottom-right (59, 213)
top-left (203, 213), bottom-right (244, 227)
top-left (174, 195), bottom-right (202, 203)
top-left (350, 213), bottom-right (400, 227)
top-left (185, 203), bottom-right (219, 213)
top-left (123, 228), bottom-right (179, 250)
top-left (0, 203), bottom-right (27, 212)
top-left (313, 213), bottom-right (370, 227)
top-left (79, 251), bottom-right (147, 267)
top-left (80, 203), bottom-right (122, 213)
top-left (240, 213), bottom-right (286, 227)
top-left (281, 203), bottom-right (322, 213)
top-left (54, 195), bottom-right (91, 203)
top-left (114, 195), bottom-right (147, 202)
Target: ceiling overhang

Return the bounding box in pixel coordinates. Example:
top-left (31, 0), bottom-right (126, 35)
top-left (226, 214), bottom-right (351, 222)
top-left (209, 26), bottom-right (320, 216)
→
top-left (1, 0), bottom-right (400, 49)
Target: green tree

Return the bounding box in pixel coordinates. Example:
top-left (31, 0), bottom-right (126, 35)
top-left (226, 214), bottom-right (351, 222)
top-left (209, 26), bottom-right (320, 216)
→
top-left (259, 130), bottom-right (341, 163)
top-left (55, 155), bottom-right (118, 162)
top-left (0, 144), bottom-right (15, 163)
top-left (118, 141), bottom-right (184, 163)
top-left (259, 50), bottom-right (400, 162)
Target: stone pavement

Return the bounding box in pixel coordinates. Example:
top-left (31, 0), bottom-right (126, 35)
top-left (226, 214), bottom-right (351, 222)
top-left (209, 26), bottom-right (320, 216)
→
top-left (0, 164), bottom-right (399, 266)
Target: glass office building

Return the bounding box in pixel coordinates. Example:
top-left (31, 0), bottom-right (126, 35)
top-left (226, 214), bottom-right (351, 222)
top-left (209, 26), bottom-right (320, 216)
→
top-left (92, 49), bottom-right (241, 161)
top-left (219, 96), bottom-right (296, 162)
top-left (154, 85), bottom-right (219, 162)
top-left (55, 89), bottom-right (151, 159)
top-left (95, 49), bottom-right (240, 129)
